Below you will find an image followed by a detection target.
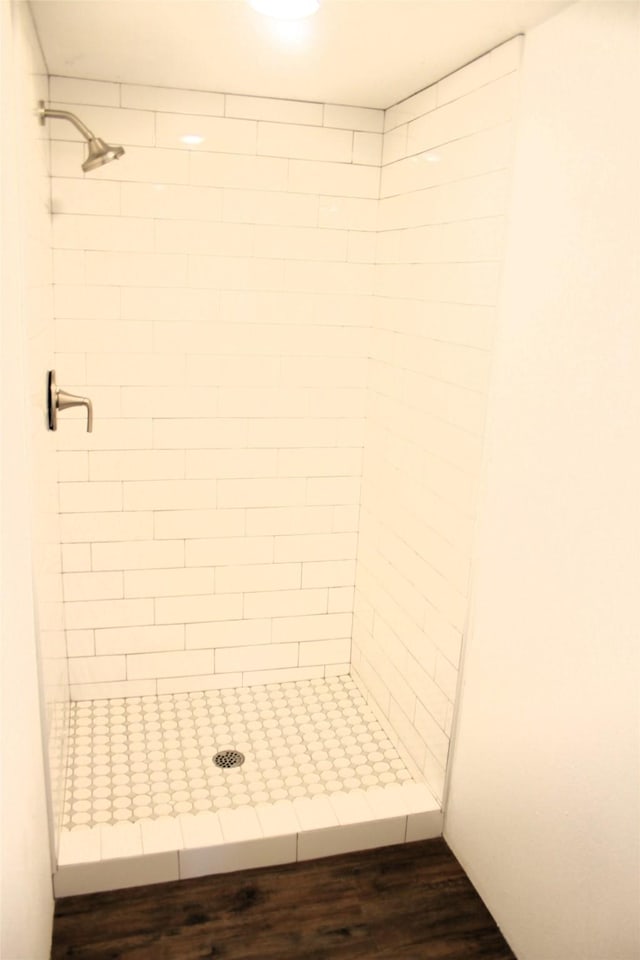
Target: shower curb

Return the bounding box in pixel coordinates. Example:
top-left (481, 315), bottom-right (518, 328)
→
top-left (54, 782), bottom-right (441, 897)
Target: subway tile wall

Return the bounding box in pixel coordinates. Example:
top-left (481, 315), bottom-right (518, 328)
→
top-left (50, 39), bottom-right (522, 801)
top-left (50, 79), bottom-right (381, 700)
top-left (352, 38), bottom-right (523, 801)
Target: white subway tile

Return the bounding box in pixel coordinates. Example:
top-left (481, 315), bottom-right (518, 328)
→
top-left (127, 649), bottom-right (214, 680)
top-left (385, 85), bottom-right (438, 132)
top-left (186, 618), bottom-right (271, 650)
top-left (437, 39), bottom-right (522, 107)
top-left (57, 452), bottom-right (89, 482)
top-left (68, 655), bottom-right (125, 684)
top-left (92, 539), bottom-right (184, 571)
top-left (258, 122), bottom-right (352, 163)
top-left (100, 822), bottom-right (143, 861)
top-left (253, 225), bottom-right (347, 262)
top-left (57, 826), bottom-right (101, 866)
top-left (347, 231), bottom-right (377, 264)
top-left (53, 214), bottom-right (154, 253)
top-left (353, 132), bottom-right (383, 166)
top-left (227, 95), bottom-right (322, 125)
top-left (155, 219), bottom-right (253, 257)
top-left (68, 679), bottom-right (157, 701)
top-left (157, 113), bottom-right (257, 154)
top-left (247, 419), bottom-right (334, 450)
top-left (155, 593), bottom-right (242, 624)
top-left (283, 260), bottom-right (373, 296)
top-left (241, 665), bottom-right (323, 685)
top-left (244, 588), bottom-right (327, 619)
top-left (152, 418), bottom-right (247, 450)
top-left (274, 532), bottom-right (357, 562)
top-left (95, 624), bottom-right (184, 655)
top-left (154, 509), bottom-right (244, 540)
top-left (141, 817), bottom-right (184, 856)
top-left (59, 511), bottom-right (153, 543)
top-left (61, 543), bottom-right (91, 572)
top-left (124, 479), bottom-right (216, 511)
top-left (277, 447), bottom-right (362, 478)
top-left (318, 196), bottom-right (377, 231)
top-left (51, 178), bottom-right (121, 216)
top-left (63, 571), bottom-right (123, 602)
top-left (255, 800), bottom-right (301, 837)
top-left (89, 451), bottom-right (184, 482)
top-left (120, 385), bottom-right (218, 418)
top-left (186, 536), bottom-right (272, 568)
top-left (191, 152), bottom-right (288, 190)
top-left (216, 562), bottom-right (300, 594)
top-left (216, 643), bottom-right (298, 673)
top-left (121, 84), bottom-right (224, 115)
top-left (85, 251), bottom-right (188, 288)
top-left (246, 506), bottom-right (333, 536)
top-left (289, 159), bottom-right (380, 198)
top-left (58, 482), bottom-right (122, 513)
top-left (302, 559), bottom-right (356, 588)
top-left (324, 104), bottom-right (383, 133)
top-left (54, 284), bottom-right (120, 320)
top-left (57, 320), bottom-right (151, 354)
top-left (185, 449), bottom-right (277, 481)
top-left (121, 182), bottom-right (222, 221)
top-left (66, 630), bottom-right (95, 658)
top-left (65, 598), bottom-right (153, 630)
top-left (217, 478), bottom-right (306, 509)
top-left (408, 73), bottom-right (518, 157)
top-left (307, 477), bottom-right (361, 505)
top-left (53, 249), bottom-right (86, 284)
top-left (272, 611), bottom-right (350, 643)
top-left (382, 124), bottom-right (409, 165)
top-left (50, 76), bottom-right (120, 107)
top-left (299, 637), bottom-right (350, 666)
top-left (222, 188), bottom-right (318, 228)
top-left (124, 567), bottom-right (214, 598)
top-left (328, 586), bottom-right (354, 613)
top-left (157, 673), bottom-right (241, 694)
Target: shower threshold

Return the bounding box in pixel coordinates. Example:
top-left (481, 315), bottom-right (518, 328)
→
top-left (54, 675), bottom-right (441, 897)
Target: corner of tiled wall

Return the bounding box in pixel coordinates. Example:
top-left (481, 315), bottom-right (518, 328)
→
top-left (353, 36), bottom-right (524, 801)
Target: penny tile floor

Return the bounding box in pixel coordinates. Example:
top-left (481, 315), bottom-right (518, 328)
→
top-left (63, 675), bottom-right (413, 829)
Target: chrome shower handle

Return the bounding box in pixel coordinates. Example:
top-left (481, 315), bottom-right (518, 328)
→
top-left (47, 370), bottom-right (93, 433)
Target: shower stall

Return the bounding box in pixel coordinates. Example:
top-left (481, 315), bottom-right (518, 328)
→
top-left (8, 2), bottom-right (520, 899)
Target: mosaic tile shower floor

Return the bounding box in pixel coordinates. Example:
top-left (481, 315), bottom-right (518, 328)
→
top-left (63, 675), bottom-right (413, 829)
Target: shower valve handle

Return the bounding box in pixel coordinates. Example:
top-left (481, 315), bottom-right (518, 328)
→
top-left (47, 370), bottom-right (93, 433)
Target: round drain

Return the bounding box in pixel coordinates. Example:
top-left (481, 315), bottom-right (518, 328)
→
top-left (213, 749), bottom-right (245, 769)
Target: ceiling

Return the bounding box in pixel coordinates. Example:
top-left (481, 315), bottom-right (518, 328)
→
top-left (29, 0), bottom-right (569, 109)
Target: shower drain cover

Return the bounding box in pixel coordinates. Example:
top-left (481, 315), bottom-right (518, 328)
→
top-left (212, 750), bottom-right (245, 769)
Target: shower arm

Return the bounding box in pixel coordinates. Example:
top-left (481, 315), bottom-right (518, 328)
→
top-left (38, 102), bottom-right (96, 141)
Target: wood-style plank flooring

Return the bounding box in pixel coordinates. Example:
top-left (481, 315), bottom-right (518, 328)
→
top-left (51, 838), bottom-right (515, 960)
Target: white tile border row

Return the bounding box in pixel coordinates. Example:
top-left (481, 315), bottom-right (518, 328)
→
top-left (54, 782), bottom-right (441, 896)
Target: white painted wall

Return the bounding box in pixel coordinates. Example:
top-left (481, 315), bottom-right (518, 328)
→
top-left (0, 3), bottom-right (56, 957)
top-left (445, 4), bottom-right (640, 959)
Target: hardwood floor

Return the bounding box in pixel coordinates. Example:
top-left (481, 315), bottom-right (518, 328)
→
top-left (51, 838), bottom-right (515, 960)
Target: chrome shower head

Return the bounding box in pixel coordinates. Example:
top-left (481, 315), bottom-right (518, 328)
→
top-left (83, 137), bottom-right (125, 172)
top-left (38, 101), bottom-right (125, 172)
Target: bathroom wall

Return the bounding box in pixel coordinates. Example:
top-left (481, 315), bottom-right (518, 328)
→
top-left (352, 38), bottom-right (522, 799)
top-left (49, 82), bottom-right (382, 698)
top-left (445, 4), bottom-right (640, 957)
top-left (0, 2), bottom-right (59, 956)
